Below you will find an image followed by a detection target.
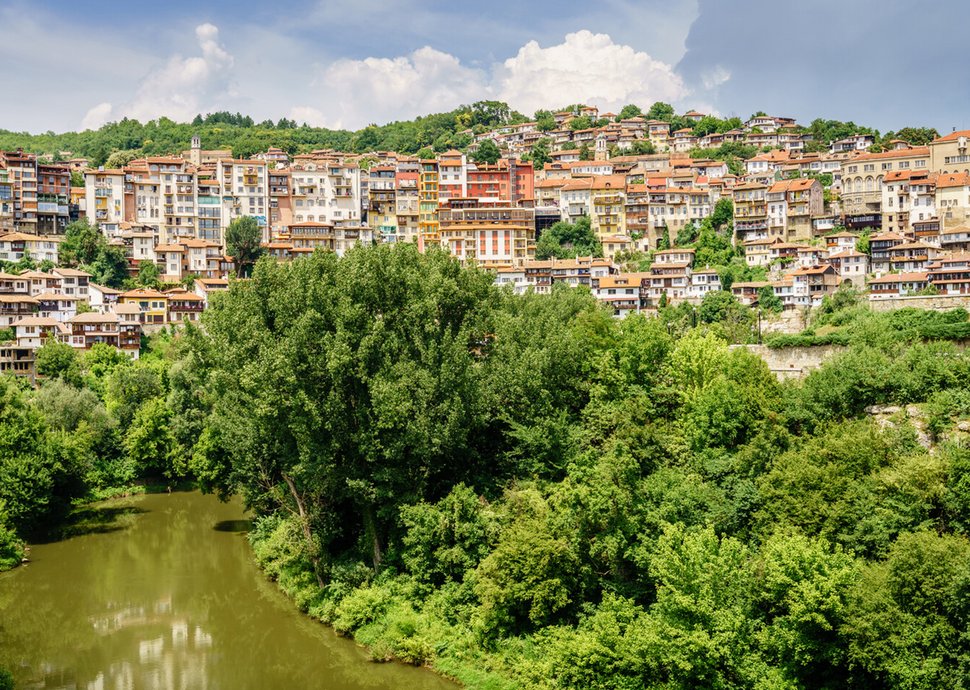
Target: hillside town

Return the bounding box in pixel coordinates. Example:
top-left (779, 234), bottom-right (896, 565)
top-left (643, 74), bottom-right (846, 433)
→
top-left (1, 105), bottom-right (970, 373)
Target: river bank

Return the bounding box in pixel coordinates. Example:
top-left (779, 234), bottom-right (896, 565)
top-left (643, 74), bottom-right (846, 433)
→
top-left (249, 513), bottom-right (524, 690)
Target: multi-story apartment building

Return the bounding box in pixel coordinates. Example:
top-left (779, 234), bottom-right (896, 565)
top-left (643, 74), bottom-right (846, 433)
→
top-left (0, 168), bottom-right (13, 231)
top-left (84, 168), bottom-right (126, 235)
top-left (732, 182), bottom-right (769, 242)
top-left (218, 159), bottom-right (268, 231)
top-left (36, 162), bottom-right (70, 234)
top-left (929, 130), bottom-right (970, 173)
top-left (438, 150), bottom-right (467, 200)
top-left (0, 150), bottom-right (70, 234)
top-left (0, 232), bottom-right (60, 264)
top-left (590, 176), bottom-right (626, 238)
top-left (437, 198), bottom-right (535, 268)
top-left (882, 170), bottom-right (936, 235)
top-left (418, 160), bottom-right (439, 251)
top-left (466, 160), bottom-right (534, 202)
top-left (841, 146), bottom-right (929, 225)
top-left (936, 172), bottom-right (970, 228)
top-left (395, 162), bottom-right (420, 243)
top-left (367, 165), bottom-right (397, 241)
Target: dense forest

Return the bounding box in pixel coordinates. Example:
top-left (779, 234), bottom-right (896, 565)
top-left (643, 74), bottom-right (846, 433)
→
top-left (0, 100), bottom-right (935, 167)
top-left (3, 244), bottom-right (969, 689)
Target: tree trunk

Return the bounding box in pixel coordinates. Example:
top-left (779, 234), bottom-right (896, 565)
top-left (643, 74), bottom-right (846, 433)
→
top-left (282, 472), bottom-right (325, 588)
top-left (362, 503), bottom-right (384, 570)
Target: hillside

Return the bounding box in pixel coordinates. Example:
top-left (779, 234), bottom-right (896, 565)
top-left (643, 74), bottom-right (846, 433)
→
top-left (0, 100), bottom-right (934, 167)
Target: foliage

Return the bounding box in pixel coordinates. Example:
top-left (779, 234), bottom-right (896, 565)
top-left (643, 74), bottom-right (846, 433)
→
top-left (225, 216), bottom-right (264, 277)
top-left (83, 245), bottom-right (129, 288)
top-left (3, 241), bottom-right (970, 688)
top-left (534, 217), bottom-right (602, 260)
top-left (758, 285), bottom-right (784, 313)
top-left (528, 138), bottom-right (552, 168)
top-left (36, 337), bottom-right (83, 387)
top-left (472, 139), bottom-right (501, 165)
top-left (135, 260), bottom-right (161, 289)
top-left (60, 219), bottom-right (103, 267)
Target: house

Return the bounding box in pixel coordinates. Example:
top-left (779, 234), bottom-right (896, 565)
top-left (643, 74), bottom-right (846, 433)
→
top-left (34, 292), bottom-right (79, 322)
top-left (193, 278), bottom-right (229, 308)
top-left (88, 283), bottom-right (122, 313)
top-left (163, 288), bottom-right (205, 324)
top-left (731, 281), bottom-right (771, 306)
top-left (788, 264), bottom-right (839, 307)
top-left (867, 272), bottom-right (929, 299)
top-left (645, 249), bottom-right (695, 302)
top-left (67, 311), bottom-right (141, 358)
top-left (825, 231), bottom-right (860, 253)
top-left (869, 232), bottom-right (908, 274)
top-left (51, 268), bottom-right (91, 300)
top-left (591, 273), bottom-right (649, 316)
top-left (119, 288), bottom-right (168, 325)
top-left (0, 294), bottom-right (39, 327)
top-left (689, 268), bottom-right (721, 299)
top-left (928, 255), bottom-right (970, 295)
top-left (940, 225), bottom-right (970, 253)
top-left (10, 316), bottom-right (67, 350)
top-left (886, 241), bottom-right (939, 272)
top-left (826, 250), bottom-right (869, 285)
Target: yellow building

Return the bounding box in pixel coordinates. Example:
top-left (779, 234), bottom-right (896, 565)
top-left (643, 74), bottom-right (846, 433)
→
top-left (418, 160), bottom-right (439, 250)
top-left (590, 175), bottom-right (627, 239)
top-left (119, 288), bottom-right (168, 325)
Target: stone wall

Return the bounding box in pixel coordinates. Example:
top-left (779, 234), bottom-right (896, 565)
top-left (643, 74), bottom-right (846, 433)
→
top-left (736, 344), bottom-right (847, 380)
top-left (869, 294), bottom-right (970, 312)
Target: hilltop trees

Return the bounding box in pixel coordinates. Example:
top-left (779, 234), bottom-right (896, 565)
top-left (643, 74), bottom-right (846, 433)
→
top-left (472, 139), bottom-right (501, 165)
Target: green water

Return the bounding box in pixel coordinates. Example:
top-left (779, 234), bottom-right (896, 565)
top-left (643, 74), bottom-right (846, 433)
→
top-left (0, 491), bottom-right (456, 690)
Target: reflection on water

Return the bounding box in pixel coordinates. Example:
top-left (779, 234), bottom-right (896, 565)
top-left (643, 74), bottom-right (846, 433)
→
top-left (0, 491), bottom-right (454, 690)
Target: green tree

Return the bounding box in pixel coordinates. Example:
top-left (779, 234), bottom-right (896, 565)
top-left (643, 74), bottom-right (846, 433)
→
top-left (529, 138), bottom-right (552, 168)
top-left (190, 245), bottom-right (498, 578)
top-left (85, 245), bottom-right (129, 288)
top-left (36, 337), bottom-right (83, 387)
top-left (758, 284), bottom-right (783, 313)
top-left (104, 149), bottom-right (139, 168)
top-left (60, 218), bottom-right (104, 267)
top-left (578, 143), bottom-right (593, 161)
top-left (124, 398), bottom-right (179, 478)
top-left (135, 260), bottom-right (161, 289)
top-left (225, 216), bottom-right (265, 277)
top-left (535, 217), bottom-right (602, 260)
top-left (472, 139), bottom-right (501, 165)
top-left (618, 104), bottom-right (643, 120)
top-left (646, 102), bottom-right (675, 121)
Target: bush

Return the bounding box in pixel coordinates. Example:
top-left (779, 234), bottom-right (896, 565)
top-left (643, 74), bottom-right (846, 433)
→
top-left (0, 520), bottom-right (24, 571)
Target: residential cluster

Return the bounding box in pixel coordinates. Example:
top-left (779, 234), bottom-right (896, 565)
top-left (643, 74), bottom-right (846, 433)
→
top-left (1, 107), bottom-right (970, 324)
top-left (0, 260), bottom-right (227, 377)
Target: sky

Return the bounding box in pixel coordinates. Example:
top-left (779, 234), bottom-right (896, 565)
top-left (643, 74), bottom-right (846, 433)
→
top-left (4, 0), bottom-right (970, 134)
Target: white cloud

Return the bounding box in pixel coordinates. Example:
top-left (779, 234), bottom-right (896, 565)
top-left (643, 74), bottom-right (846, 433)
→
top-left (81, 23), bottom-right (234, 129)
top-left (292, 30), bottom-right (690, 130)
top-left (81, 102), bottom-right (114, 131)
top-left (292, 47), bottom-right (487, 129)
top-left (701, 65), bottom-right (731, 90)
top-left (493, 30), bottom-right (688, 116)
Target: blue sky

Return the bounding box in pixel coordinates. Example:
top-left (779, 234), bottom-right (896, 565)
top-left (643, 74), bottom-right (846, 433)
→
top-left (4, 1), bottom-right (969, 134)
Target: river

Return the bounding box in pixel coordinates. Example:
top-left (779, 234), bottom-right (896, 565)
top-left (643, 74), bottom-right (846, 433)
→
top-left (0, 491), bottom-right (456, 690)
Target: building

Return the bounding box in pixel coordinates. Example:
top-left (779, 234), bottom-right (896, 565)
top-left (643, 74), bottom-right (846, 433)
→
top-left (437, 198), bottom-right (535, 268)
top-left (84, 168), bottom-right (126, 235)
top-left (841, 146), bottom-right (929, 221)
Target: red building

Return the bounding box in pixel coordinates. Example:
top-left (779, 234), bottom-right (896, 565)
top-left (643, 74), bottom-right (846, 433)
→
top-left (466, 160), bottom-right (534, 202)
